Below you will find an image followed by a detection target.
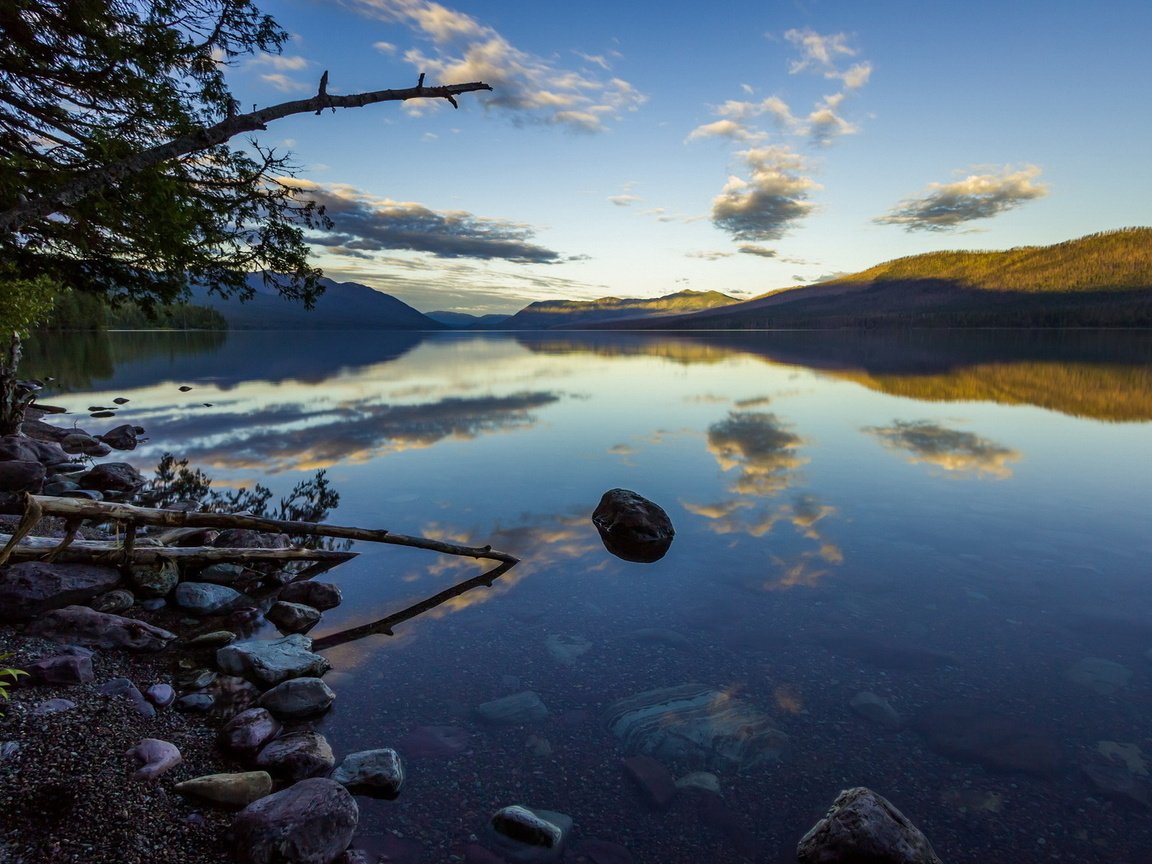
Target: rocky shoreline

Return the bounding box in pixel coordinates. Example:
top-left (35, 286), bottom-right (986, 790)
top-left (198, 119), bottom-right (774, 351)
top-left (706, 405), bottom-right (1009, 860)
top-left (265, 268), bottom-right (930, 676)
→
top-left (1, 401), bottom-right (944, 863)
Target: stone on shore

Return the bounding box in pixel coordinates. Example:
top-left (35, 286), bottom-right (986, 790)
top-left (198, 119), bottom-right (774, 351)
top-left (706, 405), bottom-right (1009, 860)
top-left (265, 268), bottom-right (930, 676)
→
top-left (231, 777), bottom-right (358, 864)
top-left (0, 561), bottom-right (122, 621)
top-left (266, 600), bottom-right (322, 634)
top-left (195, 563), bottom-right (247, 585)
top-left (89, 588), bottom-right (135, 614)
top-left (331, 749), bottom-right (405, 799)
top-left (127, 738), bottom-right (182, 781)
top-left (174, 581), bottom-right (247, 616)
top-left (176, 771), bottom-right (274, 808)
top-left (591, 488), bottom-right (675, 563)
top-left (24, 653), bottom-right (94, 686)
top-left (27, 605), bottom-right (176, 651)
top-left (475, 691), bottom-right (549, 725)
top-left (216, 634), bottom-right (331, 687)
top-left (77, 462), bottom-right (145, 495)
top-left (258, 677), bottom-right (336, 720)
top-left (797, 786), bottom-right (941, 864)
top-left (278, 581), bottom-right (343, 611)
top-left (97, 424), bottom-right (143, 450)
top-left (0, 459), bottom-right (45, 493)
top-left (255, 731), bottom-right (335, 782)
top-left (219, 707), bottom-right (282, 758)
top-left (99, 676), bottom-right (156, 717)
top-left (127, 561), bottom-right (179, 599)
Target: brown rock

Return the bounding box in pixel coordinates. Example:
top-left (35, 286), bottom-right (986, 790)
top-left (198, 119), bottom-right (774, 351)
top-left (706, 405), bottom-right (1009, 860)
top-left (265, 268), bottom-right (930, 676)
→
top-left (797, 787), bottom-right (941, 864)
top-left (592, 488), bottom-right (675, 563)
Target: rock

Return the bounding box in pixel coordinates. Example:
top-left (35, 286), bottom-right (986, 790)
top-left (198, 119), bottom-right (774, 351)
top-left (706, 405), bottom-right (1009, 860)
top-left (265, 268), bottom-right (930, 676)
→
top-left (146, 682), bottom-right (176, 708)
top-left (797, 787), bottom-right (941, 864)
top-left (182, 630), bottom-right (237, 649)
top-left (916, 704), bottom-right (1061, 777)
top-left (231, 777), bottom-right (358, 864)
top-left (1080, 745), bottom-right (1152, 810)
top-left (217, 634), bottom-right (330, 688)
top-left (331, 749), bottom-right (405, 799)
top-left (278, 581), bottom-right (342, 611)
top-left (177, 668), bottom-right (218, 690)
top-left (605, 684), bottom-right (788, 772)
top-left (195, 563), bottom-right (248, 585)
top-left (126, 738), bottom-right (182, 780)
top-left (98, 676), bottom-right (155, 717)
top-left (0, 561), bottom-right (122, 621)
top-left (61, 489), bottom-right (103, 501)
top-left (397, 725), bottom-right (470, 759)
top-left (24, 653), bottom-right (94, 686)
top-left (488, 806), bottom-right (571, 863)
top-left (27, 605), bottom-right (176, 651)
top-left (33, 698), bottom-right (77, 716)
top-left (591, 488), bottom-right (675, 563)
top-left (266, 601), bottom-right (322, 634)
top-left (97, 424), bottom-right (143, 451)
top-left (850, 691), bottom-right (903, 730)
top-left (544, 633), bottom-right (591, 665)
top-left (476, 691), bottom-right (549, 725)
top-left (0, 459), bottom-right (45, 493)
top-left (622, 755), bottom-right (677, 809)
top-left (1067, 657), bottom-right (1132, 695)
top-left (255, 731), bottom-right (335, 782)
top-left (219, 707), bottom-right (283, 758)
top-left (214, 529), bottom-right (290, 549)
top-left (0, 434), bottom-right (68, 465)
top-left (174, 581), bottom-right (247, 615)
top-left (89, 588), bottom-right (135, 614)
top-left (176, 693), bottom-right (215, 712)
top-left (258, 677), bottom-right (336, 720)
top-left (1, 741), bottom-right (20, 762)
top-left (60, 432), bottom-right (111, 457)
top-left (675, 771), bottom-right (721, 795)
top-left (176, 771), bottom-right (274, 808)
top-left (77, 462), bottom-right (145, 495)
top-left (127, 561), bottom-right (179, 598)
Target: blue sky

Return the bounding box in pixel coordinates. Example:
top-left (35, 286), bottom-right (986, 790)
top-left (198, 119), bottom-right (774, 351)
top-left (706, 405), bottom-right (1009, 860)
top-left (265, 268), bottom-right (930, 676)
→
top-left (233, 0), bottom-right (1152, 314)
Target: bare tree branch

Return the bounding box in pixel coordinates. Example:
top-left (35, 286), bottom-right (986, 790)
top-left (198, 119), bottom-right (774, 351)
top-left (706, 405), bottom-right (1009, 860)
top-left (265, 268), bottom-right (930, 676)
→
top-left (1, 76), bottom-right (492, 234)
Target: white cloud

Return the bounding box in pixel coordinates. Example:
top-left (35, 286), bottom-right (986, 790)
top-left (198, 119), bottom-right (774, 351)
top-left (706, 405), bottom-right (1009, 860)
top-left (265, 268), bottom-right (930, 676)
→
top-left (608, 194), bottom-right (641, 206)
top-left (260, 73), bottom-right (312, 93)
top-left (875, 165), bottom-right (1049, 231)
top-left (343, 0), bottom-right (645, 132)
top-left (686, 119), bottom-right (766, 143)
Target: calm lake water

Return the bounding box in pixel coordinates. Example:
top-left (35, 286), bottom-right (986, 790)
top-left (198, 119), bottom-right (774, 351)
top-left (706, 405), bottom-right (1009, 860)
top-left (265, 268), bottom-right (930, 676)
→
top-left (26, 328), bottom-right (1152, 863)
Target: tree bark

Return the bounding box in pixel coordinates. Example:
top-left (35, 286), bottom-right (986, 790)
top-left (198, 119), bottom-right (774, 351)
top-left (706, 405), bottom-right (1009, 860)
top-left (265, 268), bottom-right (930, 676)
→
top-left (0, 77), bottom-right (492, 234)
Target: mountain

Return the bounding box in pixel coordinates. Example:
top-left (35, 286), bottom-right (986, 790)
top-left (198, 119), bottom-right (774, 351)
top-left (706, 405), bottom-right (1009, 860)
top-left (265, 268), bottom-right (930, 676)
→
top-left (426, 311), bottom-right (512, 329)
top-left (189, 274), bottom-right (445, 330)
top-left (590, 228), bottom-right (1152, 330)
top-left (473, 289), bottom-right (741, 330)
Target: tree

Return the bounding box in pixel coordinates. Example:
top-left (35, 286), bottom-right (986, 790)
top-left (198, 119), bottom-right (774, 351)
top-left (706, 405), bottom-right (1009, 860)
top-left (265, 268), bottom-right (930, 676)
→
top-left (0, 0), bottom-right (489, 432)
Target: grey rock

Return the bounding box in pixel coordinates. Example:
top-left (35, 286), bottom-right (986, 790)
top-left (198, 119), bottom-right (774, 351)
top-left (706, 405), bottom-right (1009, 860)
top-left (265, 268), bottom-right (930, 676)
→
top-left (61, 489), bottom-right (103, 501)
top-left (219, 707), bottom-right (282, 758)
top-left (278, 581), bottom-right (342, 611)
top-left (258, 676), bottom-right (336, 720)
top-left (174, 581), bottom-right (246, 616)
top-left (89, 588), bottom-right (135, 614)
top-left (27, 605), bottom-right (176, 651)
top-left (850, 691), bottom-right (903, 730)
top-left (331, 749), bottom-right (404, 799)
top-left (255, 731), bottom-right (335, 782)
top-left (126, 738), bottom-right (182, 781)
top-left (606, 684), bottom-right (788, 772)
top-left (182, 630), bottom-right (236, 649)
top-left (216, 634), bottom-right (331, 688)
top-left (545, 633), bottom-right (591, 665)
top-left (196, 563), bottom-right (247, 585)
top-left (676, 771), bottom-right (721, 795)
top-left (33, 698), bottom-right (76, 716)
top-left (266, 601), bottom-right (322, 635)
top-left (98, 676), bottom-right (155, 717)
top-left (146, 682), bottom-right (176, 708)
top-left (0, 434), bottom-right (68, 465)
top-left (25, 653), bottom-right (94, 686)
top-left (1, 741), bottom-right (20, 761)
top-left (476, 691), bottom-right (549, 725)
top-left (592, 488), bottom-right (675, 563)
top-left (176, 771), bottom-right (274, 808)
top-left (488, 806), bottom-right (572, 863)
top-left (97, 424), bottom-right (143, 451)
top-left (176, 693), bottom-right (215, 713)
top-left (0, 561), bottom-right (122, 621)
top-left (797, 786), bottom-right (941, 864)
top-left (176, 668), bottom-right (218, 690)
top-left (214, 529), bottom-right (290, 549)
top-left (127, 561), bottom-right (179, 598)
top-left (77, 461), bottom-right (145, 494)
top-left (231, 777), bottom-right (358, 864)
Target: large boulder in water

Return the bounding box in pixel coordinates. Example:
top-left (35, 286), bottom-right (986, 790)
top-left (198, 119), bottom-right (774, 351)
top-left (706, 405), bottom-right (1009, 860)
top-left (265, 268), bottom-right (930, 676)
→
top-left (591, 488), bottom-right (674, 563)
top-left (797, 786), bottom-right (941, 864)
top-left (605, 684), bottom-right (788, 772)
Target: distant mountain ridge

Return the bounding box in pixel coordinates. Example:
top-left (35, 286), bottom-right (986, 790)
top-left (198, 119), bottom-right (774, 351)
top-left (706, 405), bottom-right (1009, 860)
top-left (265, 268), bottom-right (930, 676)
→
top-left (473, 289), bottom-right (741, 330)
top-left (589, 228), bottom-right (1152, 330)
top-left (189, 274), bottom-right (444, 330)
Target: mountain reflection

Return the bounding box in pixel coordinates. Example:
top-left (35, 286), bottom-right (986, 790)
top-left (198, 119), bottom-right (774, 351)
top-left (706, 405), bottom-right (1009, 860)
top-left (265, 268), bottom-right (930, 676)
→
top-left (865, 420), bottom-right (1021, 478)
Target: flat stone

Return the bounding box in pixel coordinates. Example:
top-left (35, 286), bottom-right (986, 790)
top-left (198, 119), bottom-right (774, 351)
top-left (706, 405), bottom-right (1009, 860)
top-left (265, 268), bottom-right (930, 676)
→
top-left (258, 676), bottom-right (335, 720)
top-left (331, 749), bottom-right (405, 799)
top-left (231, 777), bottom-right (358, 864)
top-left (216, 634), bottom-right (330, 687)
top-left (25, 653), bottom-right (94, 686)
top-left (797, 786), bottom-right (941, 864)
top-left (255, 731), bottom-right (335, 782)
top-left (219, 708), bottom-right (282, 758)
top-left (0, 561), bottom-right (122, 621)
top-left (176, 771), bottom-right (274, 808)
top-left (27, 605), bottom-right (176, 651)
top-left (476, 690), bottom-right (549, 725)
top-left (33, 698), bottom-right (76, 716)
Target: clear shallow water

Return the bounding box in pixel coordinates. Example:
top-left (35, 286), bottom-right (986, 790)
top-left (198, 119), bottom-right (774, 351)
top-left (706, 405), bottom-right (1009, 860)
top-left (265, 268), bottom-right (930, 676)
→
top-left (28, 329), bottom-right (1152, 863)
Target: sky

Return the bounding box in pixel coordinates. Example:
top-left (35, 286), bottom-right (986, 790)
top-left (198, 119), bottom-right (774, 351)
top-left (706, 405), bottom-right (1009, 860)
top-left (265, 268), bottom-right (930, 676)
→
top-left (229, 0), bottom-right (1152, 314)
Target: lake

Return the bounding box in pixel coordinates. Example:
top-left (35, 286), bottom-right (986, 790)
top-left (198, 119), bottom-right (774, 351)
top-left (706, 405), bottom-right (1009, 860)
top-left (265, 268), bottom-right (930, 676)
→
top-left (25, 328), bottom-right (1152, 863)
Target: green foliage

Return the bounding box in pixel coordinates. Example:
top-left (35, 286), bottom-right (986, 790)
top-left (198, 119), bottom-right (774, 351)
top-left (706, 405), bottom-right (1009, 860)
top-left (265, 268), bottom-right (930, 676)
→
top-left (0, 652), bottom-right (29, 711)
top-left (140, 453), bottom-right (346, 549)
top-left (1, 0), bottom-right (327, 307)
top-left (0, 261), bottom-right (58, 336)
top-left (103, 301), bottom-right (228, 330)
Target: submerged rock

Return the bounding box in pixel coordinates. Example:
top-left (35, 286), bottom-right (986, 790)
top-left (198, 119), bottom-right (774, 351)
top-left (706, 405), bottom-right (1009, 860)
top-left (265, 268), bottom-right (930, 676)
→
top-left (850, 691), bottom-right (903, 730)
top-left (545, 633), bottom-right (591, 665)
top-left (605, 684), bottom-right (788, 772)
top-left (797, 786), bottom-right (941, 864)
top-left (475, 691), bottom-right (549, 725)
top-left (1067, 657), bottom-right (1132, 695)
top-left (592, 488), bottom-right (675, 563)
top-left (488, 805), bottom-right (572, 863)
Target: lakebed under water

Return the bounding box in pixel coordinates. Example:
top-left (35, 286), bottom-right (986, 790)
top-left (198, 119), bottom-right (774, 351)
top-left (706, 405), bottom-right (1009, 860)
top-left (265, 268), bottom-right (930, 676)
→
top-left (26, 328), bottom-right (1152, 863)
